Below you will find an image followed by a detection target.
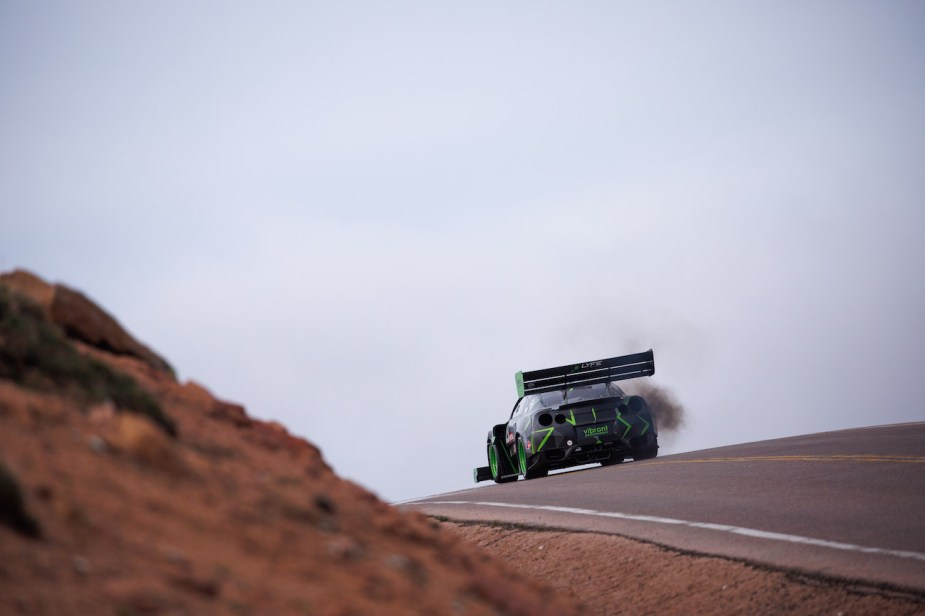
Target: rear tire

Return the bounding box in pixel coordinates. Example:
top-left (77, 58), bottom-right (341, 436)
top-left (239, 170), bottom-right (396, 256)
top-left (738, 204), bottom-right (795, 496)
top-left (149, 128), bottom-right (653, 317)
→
top-left (517, 437), bottom-right (548, 480)
top-left (527, 467), bottom-right (548, 479)
top-left (489, 441), bottom-right (517, 484)
top-left (632, 446), bottom-right (658, 461)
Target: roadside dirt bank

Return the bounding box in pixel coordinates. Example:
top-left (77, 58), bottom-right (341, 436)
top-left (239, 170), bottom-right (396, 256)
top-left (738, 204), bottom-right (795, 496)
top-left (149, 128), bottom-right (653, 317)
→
top-left (442, 520), bottom-right (925, 616)
top-left (0, 270), bottom-right (576, 615)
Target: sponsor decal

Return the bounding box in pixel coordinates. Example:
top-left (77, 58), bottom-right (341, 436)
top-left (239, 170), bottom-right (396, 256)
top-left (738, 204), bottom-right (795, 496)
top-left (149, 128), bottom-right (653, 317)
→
top-left (580, 361), bottom-right (603, 369)
top-left (582, 425), bottom-right (610, 438)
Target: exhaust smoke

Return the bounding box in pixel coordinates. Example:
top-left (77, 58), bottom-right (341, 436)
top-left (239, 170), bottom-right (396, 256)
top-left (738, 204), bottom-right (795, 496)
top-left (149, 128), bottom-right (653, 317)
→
top-left (626, 382), bottom-right (686, 434)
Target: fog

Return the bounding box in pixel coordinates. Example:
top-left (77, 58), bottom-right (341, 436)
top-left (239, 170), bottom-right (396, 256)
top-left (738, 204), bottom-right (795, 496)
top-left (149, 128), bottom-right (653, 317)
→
top-left (2, 2), bottom-right (924, 501)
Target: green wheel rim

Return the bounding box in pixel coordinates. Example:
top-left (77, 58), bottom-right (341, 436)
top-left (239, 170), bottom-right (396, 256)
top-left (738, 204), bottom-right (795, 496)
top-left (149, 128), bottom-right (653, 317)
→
top-left (517, 440), bottom-right (528, 476)
top-left (489, 445), bottom-right (499, 478)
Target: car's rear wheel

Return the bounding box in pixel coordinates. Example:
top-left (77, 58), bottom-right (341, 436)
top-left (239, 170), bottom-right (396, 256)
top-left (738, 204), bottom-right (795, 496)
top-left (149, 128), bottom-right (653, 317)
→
top-left (489, 441), bottom-right (516, 483)
top-left (632, 446), bottom-right (658, 461)
top-left (517, 437), bottom-right (548, 480)
top-left (527, 466), bottom-right (548, 479)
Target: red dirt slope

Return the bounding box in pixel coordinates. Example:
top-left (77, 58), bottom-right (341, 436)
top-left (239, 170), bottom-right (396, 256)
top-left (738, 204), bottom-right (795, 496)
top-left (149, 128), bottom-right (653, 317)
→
top-left (0, 270), bottom-right (578, 616)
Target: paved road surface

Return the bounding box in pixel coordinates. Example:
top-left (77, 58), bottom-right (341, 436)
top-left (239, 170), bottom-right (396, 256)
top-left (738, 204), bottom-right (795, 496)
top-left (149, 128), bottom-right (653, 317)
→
top-left (403, 423), bottom-right (925, 591)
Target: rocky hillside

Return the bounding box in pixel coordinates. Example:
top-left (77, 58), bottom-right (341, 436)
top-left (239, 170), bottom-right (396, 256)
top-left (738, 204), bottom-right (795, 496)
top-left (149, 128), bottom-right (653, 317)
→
top-left (0, 270), bottom-right (577, 616)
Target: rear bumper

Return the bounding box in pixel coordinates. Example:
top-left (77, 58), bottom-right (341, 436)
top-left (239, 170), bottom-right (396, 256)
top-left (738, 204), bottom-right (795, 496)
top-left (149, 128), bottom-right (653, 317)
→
top-left (531, 431), bottom-right (657, 469)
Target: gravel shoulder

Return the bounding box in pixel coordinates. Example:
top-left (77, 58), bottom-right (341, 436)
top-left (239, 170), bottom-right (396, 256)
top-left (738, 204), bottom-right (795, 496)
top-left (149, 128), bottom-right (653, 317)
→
top-left (442, 520), bottom-right (925, 616)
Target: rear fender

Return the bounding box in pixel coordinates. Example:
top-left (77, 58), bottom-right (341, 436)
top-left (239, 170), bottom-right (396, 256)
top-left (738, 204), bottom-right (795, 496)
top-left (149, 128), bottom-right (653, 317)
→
top-left (620, 395), bottom-right (658, 437)
top-left (491, 424), bottom-right (507, 440)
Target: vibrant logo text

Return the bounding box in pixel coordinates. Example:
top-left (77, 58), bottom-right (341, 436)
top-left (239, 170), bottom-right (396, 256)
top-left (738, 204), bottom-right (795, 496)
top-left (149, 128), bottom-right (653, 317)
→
top-left (582, 425), bottom-right (609, 437)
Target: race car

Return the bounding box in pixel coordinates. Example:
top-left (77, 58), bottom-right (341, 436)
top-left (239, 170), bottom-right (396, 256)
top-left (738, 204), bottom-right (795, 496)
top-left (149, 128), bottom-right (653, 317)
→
top-left (474, 350), bottom-right (658, 483)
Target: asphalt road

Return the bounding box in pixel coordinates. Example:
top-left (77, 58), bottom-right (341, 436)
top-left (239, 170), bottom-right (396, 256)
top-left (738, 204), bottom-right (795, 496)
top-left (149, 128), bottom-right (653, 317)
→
top-left (403, 423), bottom-right (925, 591)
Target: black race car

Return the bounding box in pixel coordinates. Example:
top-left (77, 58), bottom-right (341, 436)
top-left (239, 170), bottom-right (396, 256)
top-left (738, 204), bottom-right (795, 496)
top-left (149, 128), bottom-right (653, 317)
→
top-left (474, 350), bottom-right (658, 483)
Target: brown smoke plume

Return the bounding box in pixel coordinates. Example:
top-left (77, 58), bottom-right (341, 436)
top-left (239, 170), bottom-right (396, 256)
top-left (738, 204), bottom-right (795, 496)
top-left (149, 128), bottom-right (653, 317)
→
top-left (625, 381), bottom-right (686, 433)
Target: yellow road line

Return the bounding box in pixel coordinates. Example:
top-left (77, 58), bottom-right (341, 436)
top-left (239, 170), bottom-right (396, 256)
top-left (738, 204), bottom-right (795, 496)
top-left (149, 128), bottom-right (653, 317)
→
top-left (649, 455), bottom-right (925, 465)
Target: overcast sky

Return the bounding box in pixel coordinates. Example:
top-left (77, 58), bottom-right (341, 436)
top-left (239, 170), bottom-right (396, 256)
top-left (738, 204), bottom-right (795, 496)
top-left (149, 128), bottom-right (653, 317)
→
top-left (2, 2), bottom-right (924, 502)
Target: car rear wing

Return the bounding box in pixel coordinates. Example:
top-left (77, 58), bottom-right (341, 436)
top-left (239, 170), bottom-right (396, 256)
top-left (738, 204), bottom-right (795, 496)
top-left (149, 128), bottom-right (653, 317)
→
top-left (515, 349), bottom-right (655, 397)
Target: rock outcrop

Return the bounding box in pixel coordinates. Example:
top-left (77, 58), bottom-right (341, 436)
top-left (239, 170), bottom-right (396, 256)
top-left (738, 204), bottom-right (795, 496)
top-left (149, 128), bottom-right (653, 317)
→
top-left (0, 269), bottom-right (174, 376)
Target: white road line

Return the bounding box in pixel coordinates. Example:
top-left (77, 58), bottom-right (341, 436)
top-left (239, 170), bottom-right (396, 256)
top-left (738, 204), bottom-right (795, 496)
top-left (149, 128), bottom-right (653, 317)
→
top-left (420, 500), bottom-right (925, 563)
top-left (391, 486), bottom-right (484, 506)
